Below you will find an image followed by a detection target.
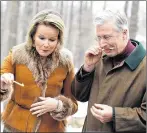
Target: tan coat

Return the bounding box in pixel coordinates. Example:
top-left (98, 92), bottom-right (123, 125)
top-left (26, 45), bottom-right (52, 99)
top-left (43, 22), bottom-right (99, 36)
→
top-left (72, 40), bottom-right (146, 133)
top-left (1, 43), bottom-right (78, 132)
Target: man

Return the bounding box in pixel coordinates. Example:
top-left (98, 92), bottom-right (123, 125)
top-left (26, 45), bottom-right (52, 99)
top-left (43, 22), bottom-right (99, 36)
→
top-left (71, 10), bottom-right (146, 133)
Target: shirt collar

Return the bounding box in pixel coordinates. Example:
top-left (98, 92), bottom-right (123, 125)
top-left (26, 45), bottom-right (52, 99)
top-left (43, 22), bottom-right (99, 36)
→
top-left (102, 39), bottom-right (146, 70)
top-left (125, 39), bottom-right (146, 70)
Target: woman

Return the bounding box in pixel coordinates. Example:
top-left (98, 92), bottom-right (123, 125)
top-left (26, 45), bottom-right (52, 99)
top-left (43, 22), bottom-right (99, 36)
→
top-left (0, 10), bottom-right (78, 132)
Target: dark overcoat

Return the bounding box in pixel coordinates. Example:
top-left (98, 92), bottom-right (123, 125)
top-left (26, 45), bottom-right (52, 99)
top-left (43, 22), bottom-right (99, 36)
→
top-left (72, 40), bottom-right (146, 133)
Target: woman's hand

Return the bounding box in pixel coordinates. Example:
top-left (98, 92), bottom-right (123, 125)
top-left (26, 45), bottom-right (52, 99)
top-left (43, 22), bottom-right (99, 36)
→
top-left (30, 97), bottom-right (58, 117)
top-left (1, 73), bottom-right (14, 92)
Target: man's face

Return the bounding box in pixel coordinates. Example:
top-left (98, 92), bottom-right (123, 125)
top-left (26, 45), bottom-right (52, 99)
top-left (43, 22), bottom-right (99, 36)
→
top-left (96, 22), bottom-right (128, 57)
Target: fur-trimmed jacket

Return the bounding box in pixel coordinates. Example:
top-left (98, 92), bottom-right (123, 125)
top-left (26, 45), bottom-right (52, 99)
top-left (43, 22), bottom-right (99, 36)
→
top-left (1, 43), bottom-right (78, 132)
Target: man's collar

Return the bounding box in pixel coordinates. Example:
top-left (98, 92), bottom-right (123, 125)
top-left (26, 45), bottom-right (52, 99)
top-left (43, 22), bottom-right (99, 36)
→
top-left (102, 39), bottom-right (146, 70)
top-left (125, 39), bottom-right (146, 70)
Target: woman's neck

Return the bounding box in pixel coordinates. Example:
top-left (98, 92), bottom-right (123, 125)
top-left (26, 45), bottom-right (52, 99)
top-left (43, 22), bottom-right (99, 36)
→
top-left (39, 56), bottom-right (47, 65)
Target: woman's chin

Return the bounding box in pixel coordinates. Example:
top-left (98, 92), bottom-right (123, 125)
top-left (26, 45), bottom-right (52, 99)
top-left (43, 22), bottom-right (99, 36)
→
top-left (39, 53), bottom-right (50, 57)
top-left (39, 52), bottom-right (51, 57)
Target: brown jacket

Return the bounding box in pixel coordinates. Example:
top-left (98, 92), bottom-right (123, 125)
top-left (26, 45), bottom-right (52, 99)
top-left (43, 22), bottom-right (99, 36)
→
top-left (72, 40), bottom-right (146, 133)
top-left (1, 43), bottom-right (78, 132)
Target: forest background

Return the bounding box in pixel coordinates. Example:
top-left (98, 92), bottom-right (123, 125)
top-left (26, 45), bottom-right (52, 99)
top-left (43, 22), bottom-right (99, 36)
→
top-left (1, 1), bottom-right (146, 132)
top-left (1, 1), bottom-right (146, 68)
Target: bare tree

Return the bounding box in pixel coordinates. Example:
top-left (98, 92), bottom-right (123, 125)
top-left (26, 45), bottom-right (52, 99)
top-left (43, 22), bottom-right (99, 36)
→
top-left (103, 1), bottom-right (107, 10)
top-left (73, 1), bottom-right (84, 68)
top-left (72, 1), bottom-right (94, 68)
top-left (129, 1), bottom-right (139, 39)
top-left (63, 1), bottom-right (68, 26)
top-left (1, 1), bottom-right (7, 43)
top-left (84, 1), bottom-right (88, 10)
top-left (66, 1), bottom-right (74, 50)
top-left (60, 1), bottom-right (64, 17)
top-left (90, 1), bottom-right (93, 11)
top-left (33, 1), bottom-right (39, 15)
top-left (2, 1), bottom-right (19, 61)
top-left (17, 1), bottom-right (34, 44)
top-left (124, 1), bottom-right (129, 17)
top-left (77, 1), bottom-right (83, 67)
top-left (56, 1), bottom-right (60, 11)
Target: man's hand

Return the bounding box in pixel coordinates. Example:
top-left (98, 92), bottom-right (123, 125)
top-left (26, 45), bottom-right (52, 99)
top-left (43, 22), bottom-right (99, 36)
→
top-left (84, 45), bottom-right (102, 72)
top-left (90, 104), bottom-right (113, 123)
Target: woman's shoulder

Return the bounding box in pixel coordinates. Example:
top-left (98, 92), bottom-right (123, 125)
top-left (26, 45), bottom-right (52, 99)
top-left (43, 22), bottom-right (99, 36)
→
top-left (12, 43), bottom-right (26, 52)
top-left (60, 48), bottom-right (73, 61)
top-left (11, 42), bottom-right (30, 65)
top-left (59, 48), bottom-right (74, 71)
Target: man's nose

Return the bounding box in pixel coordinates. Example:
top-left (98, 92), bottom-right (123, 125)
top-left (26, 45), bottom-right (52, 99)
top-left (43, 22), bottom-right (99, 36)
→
top-left (99, 38), bottom-right (107, 47)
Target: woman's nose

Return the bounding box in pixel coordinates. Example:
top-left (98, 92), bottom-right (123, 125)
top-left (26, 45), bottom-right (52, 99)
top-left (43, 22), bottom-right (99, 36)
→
top-left (43, 40), bottom-right (49, 47)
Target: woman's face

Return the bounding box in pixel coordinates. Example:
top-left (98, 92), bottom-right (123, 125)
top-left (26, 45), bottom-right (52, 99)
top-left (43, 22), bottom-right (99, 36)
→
top-left (33, 24), bottom-right (59, 57)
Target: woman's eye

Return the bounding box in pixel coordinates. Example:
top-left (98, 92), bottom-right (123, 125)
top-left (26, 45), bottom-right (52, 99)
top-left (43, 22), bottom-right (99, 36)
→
top-left (49, 39), bottom-right (55, 42)
top-left (39, 37), bottom-right (45, 40)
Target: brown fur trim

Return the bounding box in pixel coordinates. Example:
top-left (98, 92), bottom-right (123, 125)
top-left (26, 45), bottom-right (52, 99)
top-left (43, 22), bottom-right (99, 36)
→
top-left (11, 43), bottom-right (73, 131)
top-left (12, 43), bottom-right (73, 88)
top-left (0, 84), bottom-right (13, 101)
top-left (12, 43), bottom-right (74, 95)
top-left (59, 48), bottom-right (74, 72)
top-left (50, 95), bottom-right (73, 121)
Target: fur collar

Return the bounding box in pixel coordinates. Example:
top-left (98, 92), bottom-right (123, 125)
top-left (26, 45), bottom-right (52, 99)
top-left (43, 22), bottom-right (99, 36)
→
top-left (11, 43), bottom-right (73, 95)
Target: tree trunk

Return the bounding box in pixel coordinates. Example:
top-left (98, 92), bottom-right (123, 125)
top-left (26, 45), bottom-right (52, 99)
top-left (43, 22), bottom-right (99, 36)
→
top-left (129, 1), bottom-right (139, 39)
top-left (1, 1), bottom-right (7, 49)
top-left (17, 1), bottom-right (34, 44)
top-left (66, 1), bottom-right (74, 50)
top-left (74, 1), bottom-right (83, 68)
top-left (124, 1), bottom-right (129, 17)
top-left (2, 1), bottom-right (19, 61)
top-left (60, 1), bottom-right (64, 17)
top-left (33, 1), bottom-right (39, 15)
top-left (103, 1), bottom-right (107, 10)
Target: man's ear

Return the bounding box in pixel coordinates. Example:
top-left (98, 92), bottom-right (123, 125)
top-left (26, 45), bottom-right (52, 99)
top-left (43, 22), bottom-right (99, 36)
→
top-left (123, 29), bottom-right (128, 40)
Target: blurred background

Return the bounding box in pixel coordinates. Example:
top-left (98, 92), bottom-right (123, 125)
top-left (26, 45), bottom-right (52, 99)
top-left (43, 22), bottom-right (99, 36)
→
top-left (1, 1), bottom-right (146, 132)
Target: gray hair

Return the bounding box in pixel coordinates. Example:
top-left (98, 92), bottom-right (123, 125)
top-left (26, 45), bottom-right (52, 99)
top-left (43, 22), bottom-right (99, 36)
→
top-left (94, 10), bottom-right (129, 33)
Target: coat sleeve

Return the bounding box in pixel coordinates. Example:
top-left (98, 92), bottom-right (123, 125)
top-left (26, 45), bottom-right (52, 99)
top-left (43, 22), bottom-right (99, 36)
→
top-left (114, 91), bottom-right (146, 132)
top-left (0, 51), bottom-right (14, 101)
top-left (50, 61), bottom-right (78, 121)
top-left (71, 66), bottom-right (95, 102)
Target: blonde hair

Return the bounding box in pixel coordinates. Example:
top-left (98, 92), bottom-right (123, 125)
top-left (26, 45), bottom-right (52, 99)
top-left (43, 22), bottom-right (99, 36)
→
top-left (26, 9), bottom-right (65, 51)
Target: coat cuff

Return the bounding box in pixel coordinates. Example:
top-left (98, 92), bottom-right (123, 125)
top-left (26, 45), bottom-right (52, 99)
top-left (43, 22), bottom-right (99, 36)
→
top-left (0, 84), bottom-right (13, 101)
top-left (112, 107), bottom-right (116, 132)
top-left (50, 95), bottom-right (73, 121)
